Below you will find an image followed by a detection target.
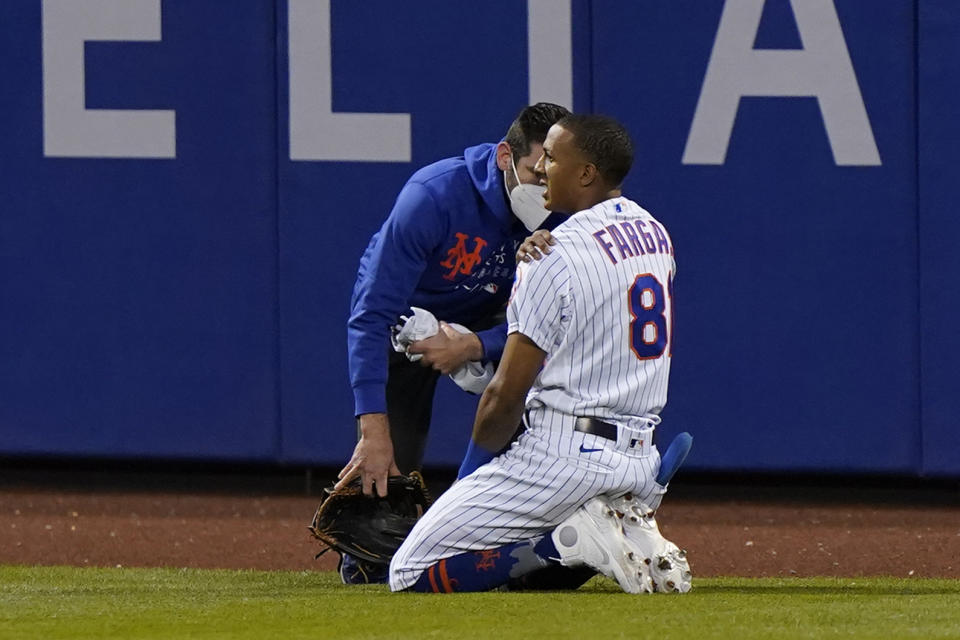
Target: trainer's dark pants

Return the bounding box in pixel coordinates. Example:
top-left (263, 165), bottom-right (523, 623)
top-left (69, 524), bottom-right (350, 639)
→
top-left (355, 349), bottom-right (440, 474)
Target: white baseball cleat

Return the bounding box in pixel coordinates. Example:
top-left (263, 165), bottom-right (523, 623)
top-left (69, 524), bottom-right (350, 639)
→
top-left (607, 493), bottom-right (692, 593)
top-left (551, 497), bottom-right (654, 594)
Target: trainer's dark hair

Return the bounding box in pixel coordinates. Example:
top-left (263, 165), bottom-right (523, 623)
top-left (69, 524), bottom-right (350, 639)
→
top-left (503, 102), bottom-right (571, 161)
top-left (556, 114), bottom-right (634, 187)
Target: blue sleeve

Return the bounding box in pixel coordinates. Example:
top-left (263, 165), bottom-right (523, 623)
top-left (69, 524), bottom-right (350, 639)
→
top-left (457, 439), bottom-right (497, 479)
top-left (475, 322), bottom-right (508, 361)
top-left (347, 182), bottom-right (447, 416)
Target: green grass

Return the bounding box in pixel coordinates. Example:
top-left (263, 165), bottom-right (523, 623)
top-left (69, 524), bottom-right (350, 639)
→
top-left (1, 567), bottom-right (959, 640)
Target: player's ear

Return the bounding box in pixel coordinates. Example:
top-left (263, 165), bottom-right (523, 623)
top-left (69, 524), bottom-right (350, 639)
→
top-left (580, 163), bottom-right (598, 187)
top-left (496, 142), bottom-right (513, 172)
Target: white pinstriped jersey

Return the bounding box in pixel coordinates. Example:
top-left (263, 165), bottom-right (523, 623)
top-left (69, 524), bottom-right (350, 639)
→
top-left (508, 197), bottom-right (676, 426)
top-left (389, 196), bottom-right (676, 591)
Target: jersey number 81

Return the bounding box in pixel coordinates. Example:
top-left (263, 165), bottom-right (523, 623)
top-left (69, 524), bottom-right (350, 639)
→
top-left (628, 273), bottom-right (674, 360)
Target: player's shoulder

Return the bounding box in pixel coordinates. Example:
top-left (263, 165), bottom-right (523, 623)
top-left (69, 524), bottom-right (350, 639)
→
top-left (535, 217), bottom-right (593, 266)
top-left (598, 196), bottom-right (657, 220)
top-left (516, 239), bottom-right (570, 282)
top-left (547, 200), bottom-right (620, 243)
top-left (618, 197), bottom-right (668, 229)
top-left (572, 197), bottom-right (666, 229)
top-left (549, 197), bottom-right (667, 251)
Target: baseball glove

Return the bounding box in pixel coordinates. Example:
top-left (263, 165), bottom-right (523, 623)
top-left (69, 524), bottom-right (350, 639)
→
top-left (308, 471), bottom-right (432, 564)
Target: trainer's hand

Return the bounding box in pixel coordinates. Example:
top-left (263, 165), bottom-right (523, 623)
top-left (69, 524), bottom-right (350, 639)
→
top-left (336, 413), bottom-right (400, 497)
top-left (516, 229), bottom-right (556, 263)
top-left (407, 322), bottom-right (483, 375)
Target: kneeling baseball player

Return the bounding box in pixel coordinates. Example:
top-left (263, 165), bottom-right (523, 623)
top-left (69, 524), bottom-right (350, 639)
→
top-left (389, 114), bottom-right (692, 594)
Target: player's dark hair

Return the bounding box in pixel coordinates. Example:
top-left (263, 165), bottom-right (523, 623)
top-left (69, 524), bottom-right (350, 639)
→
top-left (503, 102), bottom-right (571, 161)
top-left (556, 114), bottom-right (634, 187)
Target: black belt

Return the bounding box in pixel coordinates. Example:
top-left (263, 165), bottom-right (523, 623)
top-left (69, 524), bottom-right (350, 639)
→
top-left (574, 417), bottom-right (618, 441)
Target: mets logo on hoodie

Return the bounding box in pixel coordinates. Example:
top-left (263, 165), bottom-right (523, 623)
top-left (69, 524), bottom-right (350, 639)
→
top-left (440, 233), bottom-right (487, 280)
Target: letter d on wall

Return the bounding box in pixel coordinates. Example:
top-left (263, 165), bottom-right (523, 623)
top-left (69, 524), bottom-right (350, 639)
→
top-left (42, 0), bottom-right (176, 159)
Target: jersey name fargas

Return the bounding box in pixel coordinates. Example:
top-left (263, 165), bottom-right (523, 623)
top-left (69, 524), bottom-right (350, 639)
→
top-left (591, 217), bottom-right (673, 265)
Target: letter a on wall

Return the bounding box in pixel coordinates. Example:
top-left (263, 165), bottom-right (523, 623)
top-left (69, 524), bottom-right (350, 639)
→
top-left (682, 0), bottom-right (881, 166)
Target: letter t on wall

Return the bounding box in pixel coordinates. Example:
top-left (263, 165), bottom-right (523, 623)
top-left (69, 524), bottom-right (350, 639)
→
top-left (527, 0), bottom-right (573, 109)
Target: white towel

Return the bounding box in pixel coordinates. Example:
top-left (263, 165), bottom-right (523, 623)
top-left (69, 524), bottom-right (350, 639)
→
top-left (390, 307), bottom-right (438, 362)
top-left (391, 307), bottom-right (494, 395)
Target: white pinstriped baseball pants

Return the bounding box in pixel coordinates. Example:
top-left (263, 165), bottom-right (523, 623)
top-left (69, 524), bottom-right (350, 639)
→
top-left (389, 405), bottom-right (664, 591)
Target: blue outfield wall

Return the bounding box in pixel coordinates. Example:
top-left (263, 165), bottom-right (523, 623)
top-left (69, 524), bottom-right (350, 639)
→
top-left (0, 0), bottom-right (956, 476)
top-left (0, 0), bottom-right (280, 461)
top-left (918, 0), bottom-right (960, 476)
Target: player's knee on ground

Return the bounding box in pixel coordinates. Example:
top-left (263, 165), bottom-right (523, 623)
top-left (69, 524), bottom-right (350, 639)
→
top-left (388, 548), bottom-right (421, 592)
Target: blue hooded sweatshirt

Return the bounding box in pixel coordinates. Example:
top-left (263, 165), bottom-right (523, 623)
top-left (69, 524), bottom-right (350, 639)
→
top-left (348, 143), bottom-right (538, 416)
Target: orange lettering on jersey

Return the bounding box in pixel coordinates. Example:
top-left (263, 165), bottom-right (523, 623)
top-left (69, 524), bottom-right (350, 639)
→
top-left (440, 232), bottom-right (488, 280)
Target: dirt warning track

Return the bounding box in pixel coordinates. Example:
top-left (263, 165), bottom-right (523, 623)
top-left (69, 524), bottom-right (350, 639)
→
top-left (2, 477), bottom-right (957, 578)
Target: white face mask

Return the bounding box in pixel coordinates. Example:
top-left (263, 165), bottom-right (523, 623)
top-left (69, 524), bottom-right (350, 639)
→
top-left (505, 156), bottom-right (551, 231)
